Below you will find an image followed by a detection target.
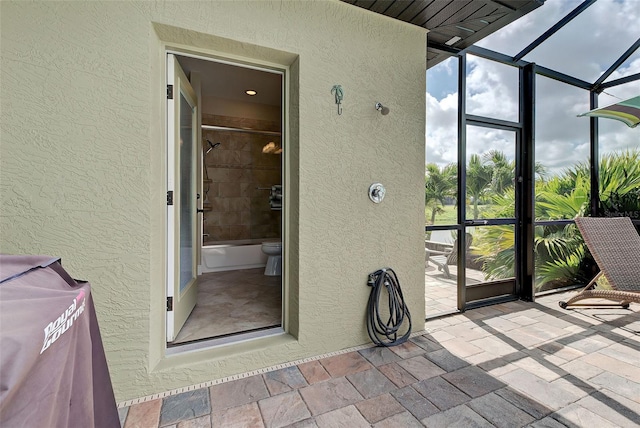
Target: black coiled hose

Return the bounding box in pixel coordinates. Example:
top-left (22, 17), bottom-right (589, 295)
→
top-left (366, 268), bottom-right (412, 347)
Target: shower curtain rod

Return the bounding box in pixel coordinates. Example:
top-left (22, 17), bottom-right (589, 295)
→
top-left (201, 124), bottom-right (281, 136)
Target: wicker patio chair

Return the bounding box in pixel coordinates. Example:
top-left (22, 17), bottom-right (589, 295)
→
top-left (559, 216), bottom-right (640, 309)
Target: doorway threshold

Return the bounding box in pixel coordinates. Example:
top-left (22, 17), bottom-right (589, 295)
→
top-left (166, 326), bottom-right (284, 355)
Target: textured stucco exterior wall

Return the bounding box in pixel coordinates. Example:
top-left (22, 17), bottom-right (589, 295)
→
top-left (0, 0), bottom-right (426, 401)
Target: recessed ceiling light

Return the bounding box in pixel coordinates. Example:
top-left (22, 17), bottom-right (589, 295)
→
top-left (246, 90), bottom-right (257, 96)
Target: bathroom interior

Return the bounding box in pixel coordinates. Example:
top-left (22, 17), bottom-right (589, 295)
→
top-left (170, 55), bottom-right (283, 345)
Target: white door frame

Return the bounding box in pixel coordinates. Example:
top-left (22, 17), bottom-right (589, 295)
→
top-left (165, 48), bottom-right (289, 346)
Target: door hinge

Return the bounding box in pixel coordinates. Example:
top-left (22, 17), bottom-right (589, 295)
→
top-left (167, 190), bottom-right (174, 205)
top-left (167, 296), bottom-right (173, 311)
top-left (167, 84), bottom-right (174, 99)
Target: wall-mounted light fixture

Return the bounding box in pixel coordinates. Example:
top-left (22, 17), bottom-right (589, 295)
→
top-left (375, 102), bottom-right (390, 115)
top-left (246, 90), bottom-right (257, 96)
top-left (262, 141), bottom-right (282, 154)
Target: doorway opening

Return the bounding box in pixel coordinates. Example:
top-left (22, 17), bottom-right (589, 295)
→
top-left (425, 56), bottom-right (522, 318)
top-left (166, 52), bottom-right (284, 346)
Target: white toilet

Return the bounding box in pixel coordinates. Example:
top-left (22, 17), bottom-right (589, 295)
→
top-left (261, 241), bottom-right (282, 276)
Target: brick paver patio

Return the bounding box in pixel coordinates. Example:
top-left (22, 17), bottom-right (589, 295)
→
top-left (119, 292), bottom-right (640, 427)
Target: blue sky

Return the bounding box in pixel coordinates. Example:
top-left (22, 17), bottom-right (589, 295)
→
top-left (426, 0), bottom-right (640, 174)
top-left (426, 60), bottom-right (457, 102)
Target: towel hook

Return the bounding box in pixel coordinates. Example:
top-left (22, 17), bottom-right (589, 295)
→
top-left (331, 85), bottom-right (344, 115)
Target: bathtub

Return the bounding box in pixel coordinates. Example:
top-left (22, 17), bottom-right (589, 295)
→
top-left (199, 239), bottom-right (268, 273)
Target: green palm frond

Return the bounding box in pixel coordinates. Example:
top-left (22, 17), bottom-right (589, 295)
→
top-left (447, 149), bottom-right (638, 290)
top-left (535, 246), bottom-right (585, 290)
top-left (534, 222), bottom-right (583, 259)
top-left (536, 174), bottom-right (589, 219)
top-left (599, 149), bottom-right (640, 195)
top-left (471, 225), bottom-right (515, 280)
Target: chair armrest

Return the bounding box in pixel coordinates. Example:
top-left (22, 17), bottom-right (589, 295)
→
top-left (425, 248), bottom-right (451, 256)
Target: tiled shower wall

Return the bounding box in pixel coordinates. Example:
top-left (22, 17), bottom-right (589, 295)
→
top-left (202, 114), bottom-right (281, 244)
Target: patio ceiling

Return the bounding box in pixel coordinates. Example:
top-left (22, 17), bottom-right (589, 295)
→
top-left (341, 0), bottom-right (544, 68)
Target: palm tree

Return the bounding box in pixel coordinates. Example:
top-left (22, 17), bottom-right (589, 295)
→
top-left (483, 150), bottom-right (513, 195)
top-left (598, 149), bottom-right (640, 216)
top-left (471, 190), bottom-right (516, 280)
top-left (466, 154), bottom-right (492, 219)
top-left (484, 149), bottom-right (547, 195)
top-left (425, 163), bottom-right (456, 227)
top-left (476, 148), bottom-right (639, 290)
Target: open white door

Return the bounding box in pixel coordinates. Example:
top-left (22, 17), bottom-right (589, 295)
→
top-left (167, 54), bottom-right (198, 342)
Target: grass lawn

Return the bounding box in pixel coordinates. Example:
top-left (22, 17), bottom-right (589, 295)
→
top-left (425, 204), bottom-right (492, 226)
top-left (425, 204), bottom-right (457, 225)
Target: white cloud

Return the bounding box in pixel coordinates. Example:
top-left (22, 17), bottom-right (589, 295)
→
top-left (466, 56), bottom-right (519, 122)
top-left (426, 92), bottom-right (458, 165)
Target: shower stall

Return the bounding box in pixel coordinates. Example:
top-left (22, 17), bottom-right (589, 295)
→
top-left (199, 123), bottom-right (282, 273)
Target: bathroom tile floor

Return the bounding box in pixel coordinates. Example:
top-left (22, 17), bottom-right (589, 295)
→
top-left (121, 292), bottom-right (640, 427)
top-left (172, 268), bottom-right (281, 344)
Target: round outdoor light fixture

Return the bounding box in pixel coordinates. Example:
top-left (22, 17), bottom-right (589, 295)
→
top-left (246, 90), bottom-right (257, 96)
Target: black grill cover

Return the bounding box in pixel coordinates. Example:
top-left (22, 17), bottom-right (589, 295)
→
top-left (0, 255), bottom-right (119, 427)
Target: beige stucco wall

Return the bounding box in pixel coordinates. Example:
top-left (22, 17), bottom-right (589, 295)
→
top-left (0, 0), bottom-right (427, 401)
